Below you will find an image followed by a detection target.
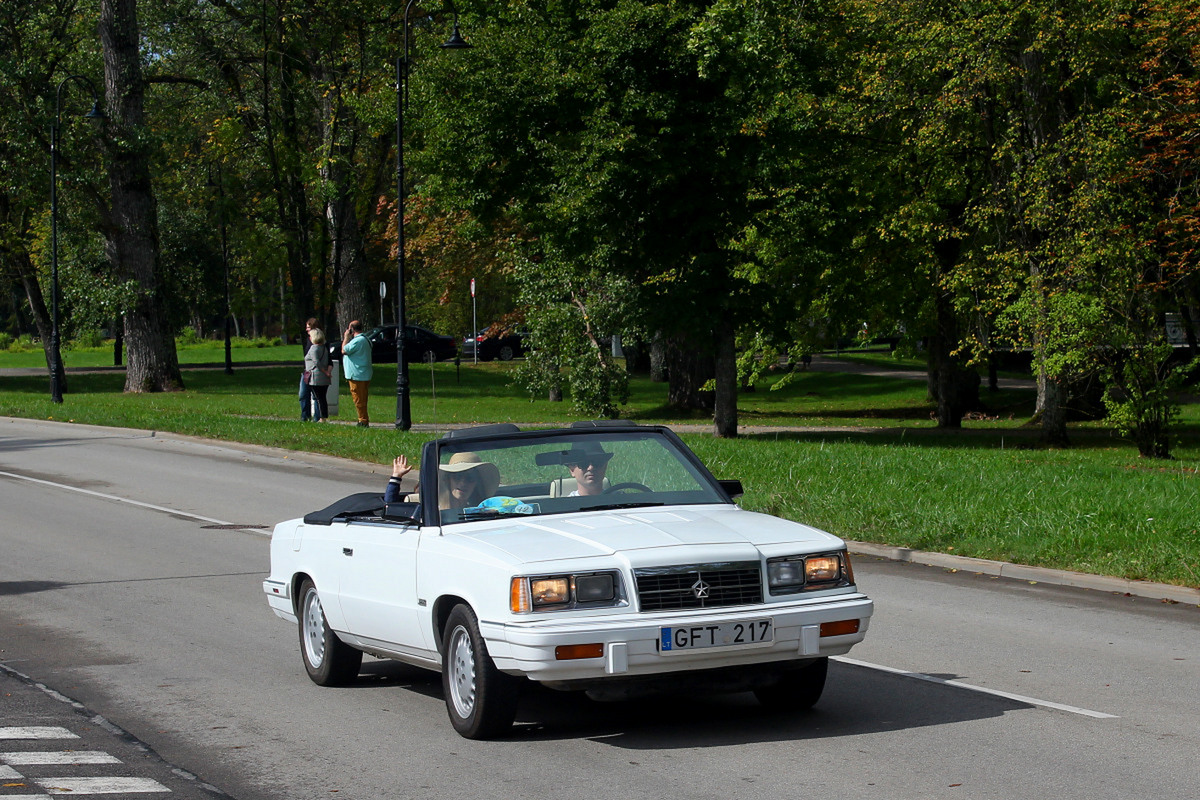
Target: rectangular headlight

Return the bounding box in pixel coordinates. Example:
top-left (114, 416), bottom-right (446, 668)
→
top-left (511, 571), bottom-right (624, 612)
top-left (574, 573), bottom-right (616, 603)
top-left (767, 552), bottom-right (847, 594)
top-left (767, 557), bottom-right (805, 591)
top-left (805, 555), bottom-right (842, 583)
top-left (530, 577), bottom-right (570, 607)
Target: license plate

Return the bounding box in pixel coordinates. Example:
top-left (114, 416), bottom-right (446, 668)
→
top-left (659, 619), bottom-right (773, 652)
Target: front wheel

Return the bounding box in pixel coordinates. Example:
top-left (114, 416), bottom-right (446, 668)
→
top-left (753, 657), bottom-right (828, 711)
top-left (442, 605), bottom-right (522, 739)
top-left (298, 579), bottom-right (362, 686)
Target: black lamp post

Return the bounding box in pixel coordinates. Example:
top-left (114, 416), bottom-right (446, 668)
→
top-left (49, 75), bottom-right (105, 404)
top-left (395, 0), bottom-right (471, 430)
top-left (211, 164), bottom-right (234, 375)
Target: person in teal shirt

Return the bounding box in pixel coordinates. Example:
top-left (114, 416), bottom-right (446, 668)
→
top-left (340, 320), bottom-right (373, 427)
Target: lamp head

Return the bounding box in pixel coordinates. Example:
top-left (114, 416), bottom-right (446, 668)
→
top-left (441, 22), bottom-right (471, 49)
top-left (85, 100), bottom-right (106, 120)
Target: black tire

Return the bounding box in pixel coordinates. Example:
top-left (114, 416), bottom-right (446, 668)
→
top-left (753, 657), bottom-right (828, 711)
top-left (297, 579), bottom-right (362, 686)
top-left (497, 344), bottom-right (515, 361)
top-left (441, 604), bottom-right (522, 739)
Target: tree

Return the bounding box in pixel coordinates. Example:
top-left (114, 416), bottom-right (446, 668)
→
top-left (0, 1), bottom-right (101, 394)
top-left (100, 0), bottom-right (183, 392)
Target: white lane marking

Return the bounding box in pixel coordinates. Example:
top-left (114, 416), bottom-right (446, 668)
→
top-left (0, 470), bottom-right (269, 536)
top-left (835, 656), bottom-right (1119, 719)
top-left (2, 751), bottom-right (121, 765)
top-left (0, 727), bottom-right (78, 740)
top-left (35, 776), bottom-right (170, 794)
top-left (0, 764), bottom-right (23, 778)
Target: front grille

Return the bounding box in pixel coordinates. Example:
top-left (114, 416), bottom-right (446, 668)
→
top-left (634, 562), bottom-right (763, 611)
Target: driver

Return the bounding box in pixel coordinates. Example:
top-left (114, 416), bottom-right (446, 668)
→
top-left (563, 442), bottom-right (613, 496)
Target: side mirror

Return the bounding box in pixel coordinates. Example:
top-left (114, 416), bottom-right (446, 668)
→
top-left (718, 479), bottom-right (744, 500)
top-left (383, 502), bottom-right (421, 525)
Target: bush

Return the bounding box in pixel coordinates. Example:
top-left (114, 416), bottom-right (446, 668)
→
top-left (177, 326), bottom-right (202, 346)
top-left (69, 328), bottom-right (105, 350)
top-left (0, 333), bottom-right (12, 351)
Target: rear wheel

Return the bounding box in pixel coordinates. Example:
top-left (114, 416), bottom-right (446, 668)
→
top-left (442, 604), bottom-right (521, 739)
top-left (497, 344), bottom-right (515, 361)
top-left (753, 657), bottom-right (828, 711)
top-left (298, 579), bottom-right (362, 686)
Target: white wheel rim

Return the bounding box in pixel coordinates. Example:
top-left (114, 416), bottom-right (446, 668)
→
top-left (302, 589), bottom-right (326, 668)
top-left (447, 624), bottom-right (477, 719)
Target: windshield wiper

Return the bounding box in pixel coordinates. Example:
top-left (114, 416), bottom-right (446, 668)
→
top-left (579, 501), bottom-right (665, 512)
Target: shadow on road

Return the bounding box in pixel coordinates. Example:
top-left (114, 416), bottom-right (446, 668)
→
top-left (350, 658), bottom-right (1024, 747)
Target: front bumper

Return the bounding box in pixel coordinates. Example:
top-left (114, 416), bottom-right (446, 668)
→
top-left (480, 592), bottom-right (873, 684)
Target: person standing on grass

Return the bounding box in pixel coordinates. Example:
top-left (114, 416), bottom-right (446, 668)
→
top-left (304, 328), bottom-right (332, 422)
top-left (299, 317), bottom-right (317, 422)
top-left (341, 320), bottom-right (373, 427)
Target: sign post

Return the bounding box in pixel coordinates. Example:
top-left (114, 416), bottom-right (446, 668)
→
top-left (379, 282), bottom-right (387, 327)
top-left (470, 278), bottom-right (477, 365)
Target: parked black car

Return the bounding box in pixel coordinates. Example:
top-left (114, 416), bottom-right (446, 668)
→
top-left (462, 326), bottom-right (527, 361)
top-left (365, 324), bottom-right (458, 364)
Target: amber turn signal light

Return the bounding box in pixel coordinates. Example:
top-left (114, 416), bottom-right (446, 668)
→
top-left (820, 619), bottom-right (860, 637)
top-left (555, 643), bottom-right (604, 660)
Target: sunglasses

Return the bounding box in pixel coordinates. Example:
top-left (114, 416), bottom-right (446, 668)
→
top-left (566, 457), bottom-right (610, 469)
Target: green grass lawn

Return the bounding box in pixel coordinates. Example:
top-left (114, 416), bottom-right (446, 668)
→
top-left (2, 351), bottom-right (1197, 588)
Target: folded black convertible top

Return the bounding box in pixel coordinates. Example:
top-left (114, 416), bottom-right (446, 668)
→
top-left (303, 492), bottom-right (385, 525)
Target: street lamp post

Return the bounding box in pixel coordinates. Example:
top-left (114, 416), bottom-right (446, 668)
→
top-left (212, 164), bottom-right (234, 375)
top-left (395, 0), bottom-right (471, 430)
top-left (49, 75), bottom-right (104, 404)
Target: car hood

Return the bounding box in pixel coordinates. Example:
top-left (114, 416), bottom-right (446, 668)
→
top-left (444, 505), bottom-right (844, 565)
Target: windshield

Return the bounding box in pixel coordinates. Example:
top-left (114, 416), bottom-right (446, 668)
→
top-left (434, 430), bottom-right (726, 525)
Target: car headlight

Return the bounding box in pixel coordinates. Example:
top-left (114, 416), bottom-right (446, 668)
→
top-left (510, 571), bottom-right (622, 613)
top-left (767, 551), bottom-right (850, 594)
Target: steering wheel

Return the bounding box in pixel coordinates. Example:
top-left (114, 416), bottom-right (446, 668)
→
top-left (603, 482), bottom-right (652, 494)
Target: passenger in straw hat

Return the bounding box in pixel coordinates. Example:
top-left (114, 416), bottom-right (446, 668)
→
top-left (384, 451), bottom-right (500, 510)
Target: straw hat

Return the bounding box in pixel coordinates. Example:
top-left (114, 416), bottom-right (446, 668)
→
top-left (439, 451), bottom-right (500, 494)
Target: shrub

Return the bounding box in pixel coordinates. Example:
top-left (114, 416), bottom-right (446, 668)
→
top-left (69, 328), bottom-right (105, 350)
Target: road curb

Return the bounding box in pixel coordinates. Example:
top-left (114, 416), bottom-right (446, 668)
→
top-left (846, 540), bottom-right (1200, 606)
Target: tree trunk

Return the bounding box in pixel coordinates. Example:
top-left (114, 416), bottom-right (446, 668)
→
top-left (317, 62), bottom-right (371, 334)
top-left (665, 334), bottom-right (713, 411)
top-left (11, 248), bottom-right (68, 394)
top-left (649, 332), bottom-right (667, 382)
top-left (928, 231), bottom-right (977, 428)
top-left (713, 320), bottom-right (737, 438)
top-left (100, 0), bottom-right (182, 393)
top-left (1035, 366), bottom-right (1070, 447)
top-left (259, 12), bottom-right (314, 338)
top-left (328, 175), bottom-right (371, 332)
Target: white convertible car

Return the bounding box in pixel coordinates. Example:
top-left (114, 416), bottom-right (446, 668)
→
top-left (264, 422), bottom-right (873, 738)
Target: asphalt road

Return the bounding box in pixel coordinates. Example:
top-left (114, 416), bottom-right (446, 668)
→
top-left (1, 417), bottom-right (1196, 800)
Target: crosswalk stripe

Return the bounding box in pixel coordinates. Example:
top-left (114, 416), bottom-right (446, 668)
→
top-left (1, 763), bottom-right (23, 778)
top-left (1, 751), bottom-right (122, 766)
top-left (34, 776), bottom-right (170, 794)
top-left (0, 727), bottom-right (79, 740)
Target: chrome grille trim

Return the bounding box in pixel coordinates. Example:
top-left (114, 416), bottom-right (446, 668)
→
top-left (633, 561), bottom-right (763, 611)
